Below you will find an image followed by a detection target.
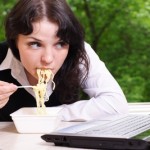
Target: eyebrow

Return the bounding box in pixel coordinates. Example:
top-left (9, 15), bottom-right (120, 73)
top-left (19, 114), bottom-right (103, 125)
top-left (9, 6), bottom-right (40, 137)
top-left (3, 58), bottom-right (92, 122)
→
top-left (28, 37), bottom-right (42, 42)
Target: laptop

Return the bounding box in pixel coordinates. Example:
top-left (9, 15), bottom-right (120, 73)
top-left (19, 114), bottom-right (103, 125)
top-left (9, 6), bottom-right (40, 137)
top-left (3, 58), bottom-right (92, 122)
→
top-left (41, 114), bottom-right (150, 150)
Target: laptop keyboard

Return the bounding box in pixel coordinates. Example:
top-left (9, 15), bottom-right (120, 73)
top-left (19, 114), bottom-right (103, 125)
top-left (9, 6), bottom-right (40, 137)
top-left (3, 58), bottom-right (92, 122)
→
top-left (78, 115), bottom-right (150, 138)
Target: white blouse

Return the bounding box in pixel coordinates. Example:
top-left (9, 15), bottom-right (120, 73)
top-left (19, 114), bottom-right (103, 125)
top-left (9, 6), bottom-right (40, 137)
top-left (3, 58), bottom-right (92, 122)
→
top-left (0, 42), bottom-right (128, 121)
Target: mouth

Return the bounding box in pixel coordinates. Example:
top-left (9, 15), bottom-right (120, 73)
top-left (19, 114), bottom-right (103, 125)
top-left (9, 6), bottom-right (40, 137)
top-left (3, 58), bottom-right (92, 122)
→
top-left (35, 68), bottom-right (55, 80)
top-left (36, 68), bottom-right (55, 85)
top-left (36, 68), bottom-right (54, 73)
top-left (39, 67), bottom-right (54, 70)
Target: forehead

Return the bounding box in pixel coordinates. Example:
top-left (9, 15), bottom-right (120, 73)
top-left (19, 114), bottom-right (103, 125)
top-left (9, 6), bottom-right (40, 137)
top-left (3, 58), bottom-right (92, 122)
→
top-left (31, 19), bottom-right (59, 38)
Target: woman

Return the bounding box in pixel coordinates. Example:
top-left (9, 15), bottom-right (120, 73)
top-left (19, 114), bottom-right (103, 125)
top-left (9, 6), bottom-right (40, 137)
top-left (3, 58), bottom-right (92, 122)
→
top-left (0, 0), bottom-right (128, 121)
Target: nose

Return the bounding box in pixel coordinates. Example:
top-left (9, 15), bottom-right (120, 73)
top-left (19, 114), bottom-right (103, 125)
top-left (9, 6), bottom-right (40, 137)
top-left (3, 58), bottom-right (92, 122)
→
top-left (41, 47), bottom-right (54, 65)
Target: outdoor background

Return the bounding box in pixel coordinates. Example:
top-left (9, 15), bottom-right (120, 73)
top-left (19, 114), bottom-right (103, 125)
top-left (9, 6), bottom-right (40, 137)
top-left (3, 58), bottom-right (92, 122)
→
top-left (0, 0), bottom-right (149, 102)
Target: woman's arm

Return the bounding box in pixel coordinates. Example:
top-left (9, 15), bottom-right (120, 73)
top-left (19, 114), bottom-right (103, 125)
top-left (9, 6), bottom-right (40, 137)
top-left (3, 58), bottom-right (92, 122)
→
top-left (60, 43), bottom-right (128, 121)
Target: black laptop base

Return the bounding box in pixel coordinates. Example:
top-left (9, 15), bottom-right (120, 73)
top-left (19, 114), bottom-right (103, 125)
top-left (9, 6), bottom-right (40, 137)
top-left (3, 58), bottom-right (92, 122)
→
top-left (41, 134), bottom-right (150, 150)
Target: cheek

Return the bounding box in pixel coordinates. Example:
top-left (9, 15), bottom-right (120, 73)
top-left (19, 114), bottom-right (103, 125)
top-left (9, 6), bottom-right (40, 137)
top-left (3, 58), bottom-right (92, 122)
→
top-left (19, 51), bottom-right (33, 65)
top-left (55, 51), bottom-right (68, 70)
top-left (60, 51), bottom-right (68, 63)
top-left (18, 46), bottom-right (38, 65)
top-left (19, 51), bottom-right (39, 79)
top-left (19, 50), bottom-right (38, 75)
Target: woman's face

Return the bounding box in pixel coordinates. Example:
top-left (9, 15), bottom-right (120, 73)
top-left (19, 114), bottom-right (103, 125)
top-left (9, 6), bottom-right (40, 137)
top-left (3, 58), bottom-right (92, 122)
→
top-left (17, 19), bottom-right (69, 85)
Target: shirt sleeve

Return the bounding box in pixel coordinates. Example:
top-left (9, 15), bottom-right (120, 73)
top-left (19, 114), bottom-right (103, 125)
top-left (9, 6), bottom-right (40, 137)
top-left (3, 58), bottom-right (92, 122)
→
top-left (60, 42), bottom-right (129, 121)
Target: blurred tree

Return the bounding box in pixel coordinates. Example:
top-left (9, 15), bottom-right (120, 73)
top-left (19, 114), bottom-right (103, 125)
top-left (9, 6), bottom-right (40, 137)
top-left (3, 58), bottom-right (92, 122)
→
top-left (0, 0), bottom-right (17, 40)
top-left (67, 0), bottom-right (150, 102)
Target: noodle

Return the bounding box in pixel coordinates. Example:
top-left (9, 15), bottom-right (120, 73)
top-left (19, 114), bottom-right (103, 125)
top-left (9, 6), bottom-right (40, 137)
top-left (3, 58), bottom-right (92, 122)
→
top-left (33, 69), bottom-right (55, 114)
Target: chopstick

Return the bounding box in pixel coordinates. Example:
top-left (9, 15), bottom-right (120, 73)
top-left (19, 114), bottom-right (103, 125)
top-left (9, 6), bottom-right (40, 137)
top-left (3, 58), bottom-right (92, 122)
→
top-left (17, 86), bottom-right (35, 89)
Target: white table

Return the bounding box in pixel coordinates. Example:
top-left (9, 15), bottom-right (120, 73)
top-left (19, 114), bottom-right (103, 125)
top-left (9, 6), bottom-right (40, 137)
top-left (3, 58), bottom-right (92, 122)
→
top-left (0, 121), bottom-right (89, 150)
top-left (1, 102), bottom-right (150, 150)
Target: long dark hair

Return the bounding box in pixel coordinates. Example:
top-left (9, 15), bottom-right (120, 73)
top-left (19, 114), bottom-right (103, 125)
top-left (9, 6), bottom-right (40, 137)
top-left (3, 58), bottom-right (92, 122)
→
top-left (5, 0), bottom-right (89, 104)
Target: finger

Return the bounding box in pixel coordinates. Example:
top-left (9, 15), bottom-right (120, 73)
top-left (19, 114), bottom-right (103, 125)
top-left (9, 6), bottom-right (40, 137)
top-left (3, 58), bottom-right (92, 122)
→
top-left (0, 84), bottom-right (17, 94)
top-left (0, 81), bottom-right (10, 85)
top-left (0, 98), bottom-right (9, 105)
top-left (0, 99), bottom-right (9, 109)
top-left (0, 81), bottom-right (17, 89)
top-left (0, 91), bottom-right (15, 101)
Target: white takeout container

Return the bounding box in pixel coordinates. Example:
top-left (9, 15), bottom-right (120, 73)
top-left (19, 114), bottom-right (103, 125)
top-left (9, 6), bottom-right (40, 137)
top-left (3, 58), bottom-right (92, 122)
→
top-left (10, 107), bottom-right (63, 134)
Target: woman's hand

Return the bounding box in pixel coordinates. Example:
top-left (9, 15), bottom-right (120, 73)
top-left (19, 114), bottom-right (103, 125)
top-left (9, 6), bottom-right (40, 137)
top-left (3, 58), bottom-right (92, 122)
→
top-left (0, 81), bottom-right (17, 108)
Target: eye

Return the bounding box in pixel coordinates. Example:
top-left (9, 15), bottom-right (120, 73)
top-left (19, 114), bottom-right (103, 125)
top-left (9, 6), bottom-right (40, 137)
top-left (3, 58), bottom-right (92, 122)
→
top-left (28, 42), bottom-right (41, 49)
top-left (55, 41), bottom-right (68, 49)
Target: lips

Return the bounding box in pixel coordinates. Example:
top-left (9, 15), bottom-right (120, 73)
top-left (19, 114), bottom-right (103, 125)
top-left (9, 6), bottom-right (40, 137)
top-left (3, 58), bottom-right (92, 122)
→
top-left (36, 68), bottom-right (55, 74)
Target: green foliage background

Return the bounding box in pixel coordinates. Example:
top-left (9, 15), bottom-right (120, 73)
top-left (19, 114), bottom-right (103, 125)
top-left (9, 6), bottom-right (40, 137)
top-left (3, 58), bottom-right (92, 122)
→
top-left (0, 0), bottom-right (150, 102)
